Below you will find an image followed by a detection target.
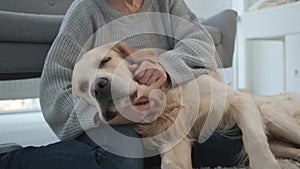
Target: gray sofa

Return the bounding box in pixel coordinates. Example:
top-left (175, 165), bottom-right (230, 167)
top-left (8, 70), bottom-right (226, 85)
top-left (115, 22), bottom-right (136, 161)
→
top-left (0, 0), bottom-right (237, 80)
top-left (0, 0), bottom-right (73, 80)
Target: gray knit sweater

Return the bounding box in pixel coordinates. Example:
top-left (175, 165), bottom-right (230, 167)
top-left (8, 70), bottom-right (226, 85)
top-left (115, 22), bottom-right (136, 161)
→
top-left (39, 0), bottom-right (217, 140)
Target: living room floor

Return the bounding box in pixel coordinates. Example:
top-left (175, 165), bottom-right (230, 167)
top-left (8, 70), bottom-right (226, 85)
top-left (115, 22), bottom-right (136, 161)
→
top-left (0, 111), bottom-right (59, 147)
top-left (1, 112), bottom-right (299, 169)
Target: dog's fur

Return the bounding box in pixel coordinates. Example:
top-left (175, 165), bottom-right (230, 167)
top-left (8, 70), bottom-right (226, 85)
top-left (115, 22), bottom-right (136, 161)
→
top-left (72, 42), bottom-right (300, 169)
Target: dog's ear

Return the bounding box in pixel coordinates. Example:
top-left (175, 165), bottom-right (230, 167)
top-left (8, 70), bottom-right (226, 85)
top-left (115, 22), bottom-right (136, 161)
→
top-left (113, 42), bottom-right (160, 64)
top-left (113, 42), bottom-right (135, 57)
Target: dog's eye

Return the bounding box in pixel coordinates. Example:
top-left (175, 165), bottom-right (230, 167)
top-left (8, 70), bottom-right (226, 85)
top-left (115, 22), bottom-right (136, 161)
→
top-left (99, 57), bottom-right (111, 67)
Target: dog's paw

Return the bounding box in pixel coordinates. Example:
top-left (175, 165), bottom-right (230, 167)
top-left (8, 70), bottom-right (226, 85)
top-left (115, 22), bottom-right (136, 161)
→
top-left (251, 161), bottom-right (281, 169)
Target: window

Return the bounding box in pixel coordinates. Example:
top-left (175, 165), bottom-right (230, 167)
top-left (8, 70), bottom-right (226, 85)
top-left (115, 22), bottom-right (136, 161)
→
top-left (0, 98), bottom-right (41, 114)
top-left (0, 78), bottom-right (40, 114)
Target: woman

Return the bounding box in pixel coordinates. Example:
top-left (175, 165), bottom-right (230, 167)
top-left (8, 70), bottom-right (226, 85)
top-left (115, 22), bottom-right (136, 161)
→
top-left (0, 0), bottom-right (243, 168)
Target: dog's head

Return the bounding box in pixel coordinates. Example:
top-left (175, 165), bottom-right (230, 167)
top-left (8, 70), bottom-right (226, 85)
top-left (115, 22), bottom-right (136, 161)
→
top-left (72, 42), bottom-right (164, 122)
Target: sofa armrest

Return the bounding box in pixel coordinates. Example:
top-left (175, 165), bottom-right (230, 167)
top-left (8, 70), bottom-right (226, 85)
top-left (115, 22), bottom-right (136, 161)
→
top-left (202, 9), bottom-right (238, 68)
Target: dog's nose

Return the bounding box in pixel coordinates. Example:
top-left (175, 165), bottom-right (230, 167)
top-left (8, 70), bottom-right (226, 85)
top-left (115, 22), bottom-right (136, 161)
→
top-left (92, 77), bottom-right (116, 120)
top-left (90, 77), bottom-right (111, 98)
top-left (95, 77), bottom-right (108, 90)
top-left (90, 77), bottom-right (112, 121)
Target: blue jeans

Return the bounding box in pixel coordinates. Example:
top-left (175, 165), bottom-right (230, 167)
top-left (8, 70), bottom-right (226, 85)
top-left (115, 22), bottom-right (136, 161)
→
top-left (0, 126), bottom-right (143, 169)
top-left (0, 126), bottom-right (243, 169)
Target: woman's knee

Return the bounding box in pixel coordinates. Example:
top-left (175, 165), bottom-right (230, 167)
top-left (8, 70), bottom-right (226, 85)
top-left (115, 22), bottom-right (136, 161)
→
top-left (94, 143), bottom-right (143, 169)
top-left (116, 156), bottom-right (143, 169)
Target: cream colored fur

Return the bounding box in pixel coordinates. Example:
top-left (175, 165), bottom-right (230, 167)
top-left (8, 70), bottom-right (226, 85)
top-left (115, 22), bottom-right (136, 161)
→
top-left (72, 42), bottom-right (300, 169)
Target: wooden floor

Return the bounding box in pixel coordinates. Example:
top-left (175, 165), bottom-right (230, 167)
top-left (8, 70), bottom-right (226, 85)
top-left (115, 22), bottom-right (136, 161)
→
top-left (0, 112), bottom-right (59, 147)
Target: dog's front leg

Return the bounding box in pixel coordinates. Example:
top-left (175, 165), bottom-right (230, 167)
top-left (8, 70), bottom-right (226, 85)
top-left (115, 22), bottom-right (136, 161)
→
top-left (161, 137), bottom-right (192, 169)
top-left (229, 93), bottom-right (280, 169)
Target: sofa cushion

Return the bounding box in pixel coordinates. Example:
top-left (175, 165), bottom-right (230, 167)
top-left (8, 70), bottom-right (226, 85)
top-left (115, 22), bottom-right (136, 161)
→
top-left (0, 42), bottom-right (50, 76)
top-left (0, 0), bottom-right (74, 15)
top-left (0, 9), bottom-right (236, 80)
top-left (0, 11), bottom-right (63, 43)
top-left (0, 10), bottom-right (221, 45)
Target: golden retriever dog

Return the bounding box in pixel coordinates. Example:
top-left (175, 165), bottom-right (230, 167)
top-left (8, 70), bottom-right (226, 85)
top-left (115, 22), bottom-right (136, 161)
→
top-left (72, 42), bottom-right (300, 169)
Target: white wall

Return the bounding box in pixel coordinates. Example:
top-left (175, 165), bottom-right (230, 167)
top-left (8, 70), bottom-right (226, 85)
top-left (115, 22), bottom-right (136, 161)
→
top-left (185, 0), bottom-right (233, 19)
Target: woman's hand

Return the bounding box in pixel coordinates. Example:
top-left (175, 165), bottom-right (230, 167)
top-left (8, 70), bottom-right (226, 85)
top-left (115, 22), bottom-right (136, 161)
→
top-left (107, 61), bottom-right (167, 125)
top-left (128, 60), bottom-right (167, 87)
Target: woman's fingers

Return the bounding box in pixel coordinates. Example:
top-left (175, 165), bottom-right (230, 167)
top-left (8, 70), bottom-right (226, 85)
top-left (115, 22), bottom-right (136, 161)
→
top-left (128, 64), bottom-right (139, 72)
top-left (132, 61), bottom-right (167, 86)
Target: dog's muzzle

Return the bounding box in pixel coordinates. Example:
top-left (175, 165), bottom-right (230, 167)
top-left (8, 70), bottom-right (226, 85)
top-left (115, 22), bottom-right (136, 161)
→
top-left (90, 77), bottom-right (116, 121)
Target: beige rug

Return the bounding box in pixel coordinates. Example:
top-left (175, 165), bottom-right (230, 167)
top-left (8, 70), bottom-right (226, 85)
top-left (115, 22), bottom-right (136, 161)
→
top-left (198, 159), bottom-right (300, 169)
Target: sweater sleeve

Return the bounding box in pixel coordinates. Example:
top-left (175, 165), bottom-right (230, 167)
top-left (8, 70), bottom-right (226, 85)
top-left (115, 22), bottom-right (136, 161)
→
top-left (159, 0), bottom-right (218, 86)
top-left (39, 1), bottom-right (100, 140)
